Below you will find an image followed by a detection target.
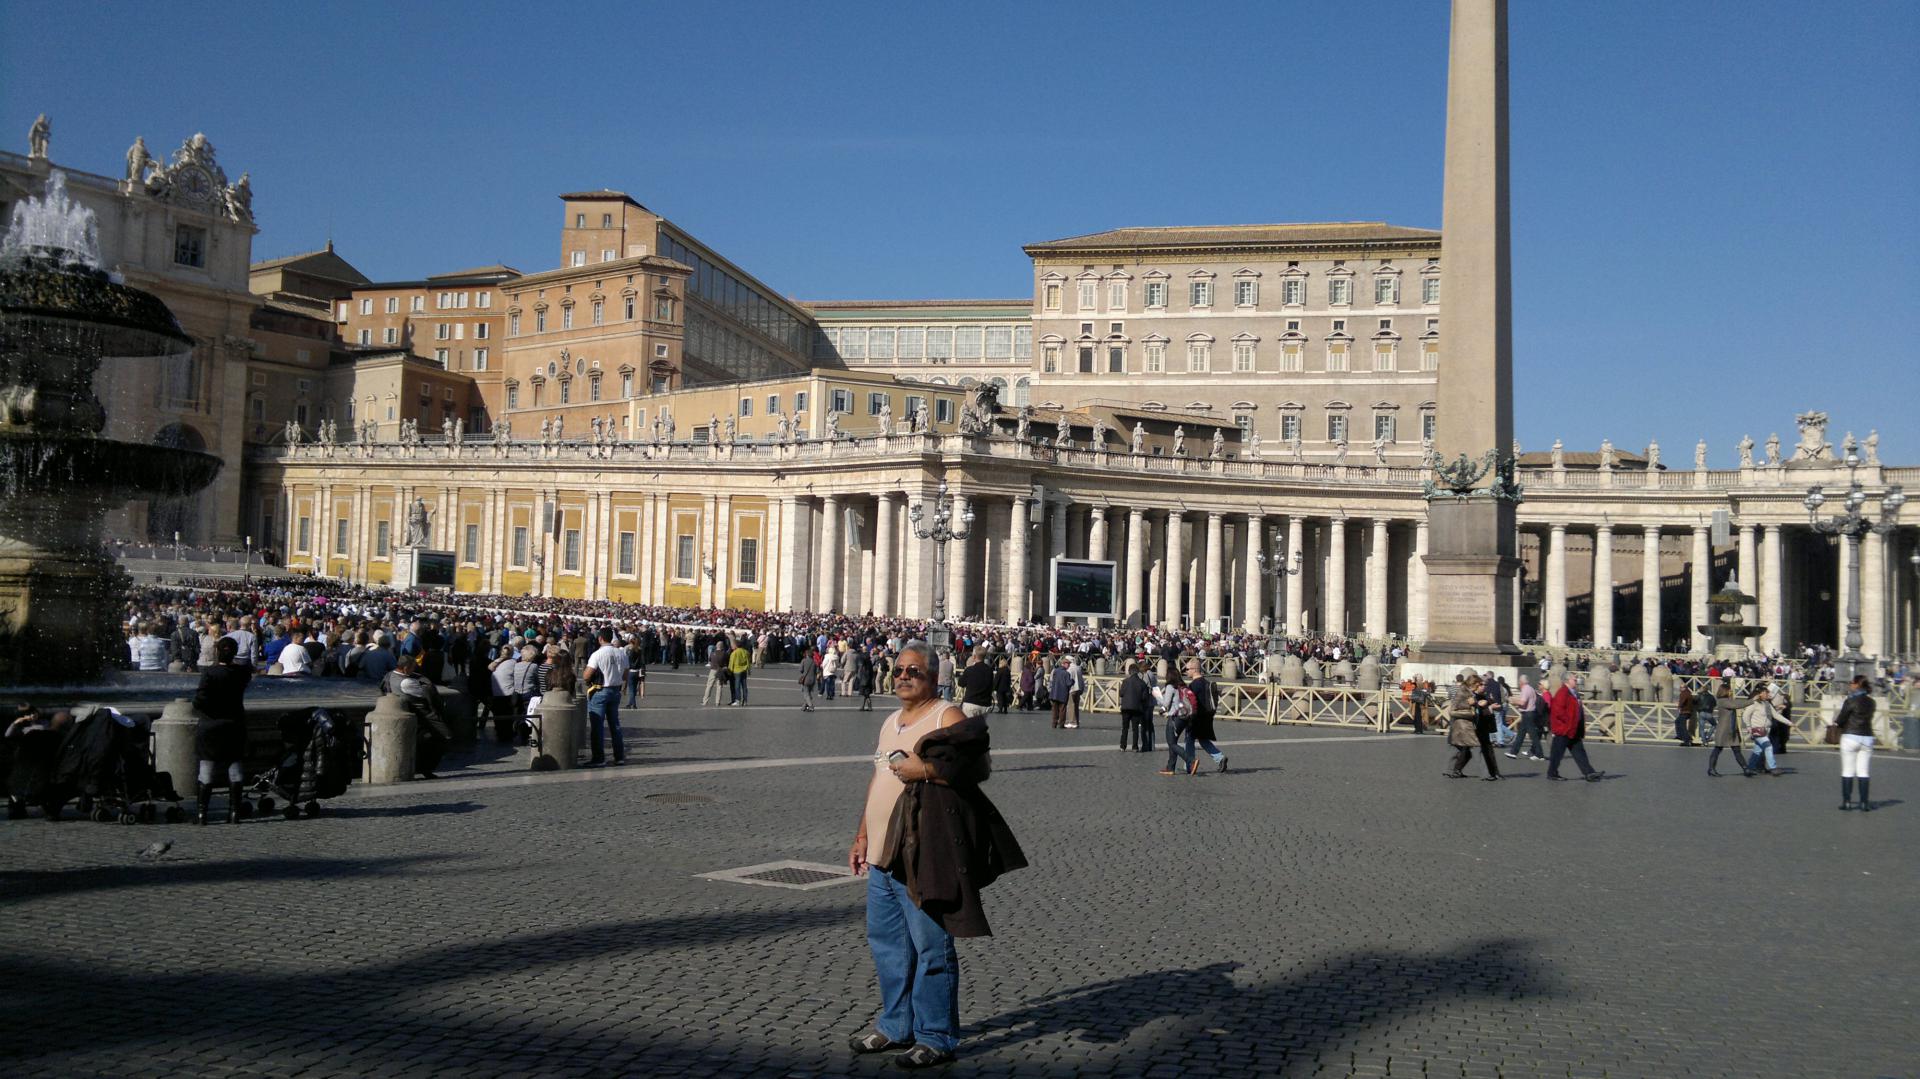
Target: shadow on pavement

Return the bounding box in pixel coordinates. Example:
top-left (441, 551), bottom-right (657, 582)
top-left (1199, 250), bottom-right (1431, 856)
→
top-left (0, 853), bottom-right (472, 907)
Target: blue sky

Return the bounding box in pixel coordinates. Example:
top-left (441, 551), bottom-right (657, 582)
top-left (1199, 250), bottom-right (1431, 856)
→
top-left (4, 0), bottom-right (1915, 461)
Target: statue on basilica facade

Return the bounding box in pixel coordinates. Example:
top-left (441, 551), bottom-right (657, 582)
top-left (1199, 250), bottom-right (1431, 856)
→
top-left (284, 419), bottom-right (303, 445)
top-left (1645, 439), bottom-right (1660, 471)
top-left (1290, 431), bottom-right (1304, 462)
top-left (721, 415), bottom-right (736, 444)
top-left (226, 173), bottom-right (253, 220)
top-left (1131, 421), bottom-right (1145, 455)
top-left (126, 136), bottom-right (153, 183)
top-left (1246, 429), bottom-right (1261, 457)
top-left (27, 114), bottom-right (49, 159)
top-left (774, 414), bottom-right (790, 441)
top-left (1210, 428), bottom-right (1225, 459)
top-left (1172, 426), bottom-right (1186, 457)
top-left (1372, 435), bottom-right (1390, 464)
top-left (1865, 429), bottom-right (1880, 465)
top-left (1090, 417), bottom-right (1108, 452)
top-left (877, 400), bottom-right (892, 436)
top-left (1735, 435), bottom-right (1754, 468)
top-left (825, 412), bottom-right (841, 440)
top-left (1332, 439), bottom-right (1349, 464)
top-left (1791, 410), bottom-right (1832, 461)
top-left (663, 413), bottom-right (675, 443)
top-left (1763, 433), bottom-right (1779, 467)
top-left (405, 498), bottom-right (431, 548)
top-left (1695, 439), bottom-right (1709, 470)
top-left (1598, 439), bottom-right (1616, 471)
top-left (1016, 407), bottom-right (1031, 444)
top-left (1550, 438), bottom-right (1564, 469)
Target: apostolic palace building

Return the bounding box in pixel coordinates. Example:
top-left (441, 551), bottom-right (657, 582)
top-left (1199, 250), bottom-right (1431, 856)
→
top-left (7, 124), bottom-right (1917, 661)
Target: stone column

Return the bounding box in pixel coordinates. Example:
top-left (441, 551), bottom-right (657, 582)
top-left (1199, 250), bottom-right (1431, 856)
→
top-left (1147, 512), bottom-right (1166, 626)
top-left (1642, 527), bottom-right (1662, 650)
top-left (778, 496), bottom-right (803, 611)
top-left (1088, 507), bottom-right (1109, 561)
top-left (1409, 519), bottom-right (1430, 642)
top-left (581, 491), bottom-right (601, 599)
top-left (1125, 507), bottom-right (1146, 628)
top-left (1286, 516), bottom-right (1305, 633)
top-left (947, 493), bottom-right (972, 620)
top-left (1863, 527), bottom-right (1887, 660)
top-left (820, 494), bottom-right (842, 613)
top-left (1203, 511), bottom-right (1225, 630)
top-left (1690, 524), bottom-right (1712, 654)
top-left (1543, 523), bottom-right (1567, 647)
top-left (1366, 518), bottom-right (1390, 639)
top-left (1049, 501), bottom-right (1069, 625)
top-left (1325, 518), bottom-right (1347, 635)
top-left (1593, 523), bottom-right (1614, 650)
top-left (712, 495), bottom-right (732, 608)
top-left (1242, 513), bottom-right (1265, 633)
top-left (1738, 522), bottom-right (1758, 626)
top-left (1008, 495), bottom-right (1032, 624)
top-left (902, 493), bottom-right (927, 619)
top-left (874, 493), bottom-right (898, 617)
top-left (1759, 524), bottom-right (1783, 653)
top-left (1163, 510), bottom-right (1185, 628)
top-left (1836, 537), bottom-right (1849, 652)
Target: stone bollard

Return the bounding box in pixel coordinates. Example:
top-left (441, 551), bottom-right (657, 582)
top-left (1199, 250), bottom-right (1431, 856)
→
top-left (364, 693), bottom-right (418, 784)
top-left (1280, 655), bottom-right (1306, 687)
top-left (1610, 668), bottom-right (1631, 700)
top-left (437, 683), bottom-right (475, 743)
top-left (1156, 658), bottom-right (1171, 683)
top-left (1354, 655), bottom-right (1382, 691)
top-left (1262, 653), bottom-right (1284, 683)
top-left (1651, 666), bottom-right (1676, 703)
top-left (1588, 675), bottom-right (1613, 702)
top-left (1302, 657), bottom-right (1324, 687)
top-left (152, 698), bottom-right (201, 799)
top-left (166, 660), bottom-right (186, 674)
top-left (1097, 656), bottom-right (1116, 677)
top-left (1221, 656), bottom-right (1240, 681)
top-left (1627, 666), bottom-right (1652, 702)
top-left (534, 688), bottom-right (583, 771)
top-left (1331, 659), bottom-right (1355, 686)
top-left (1010, 655), bottom-right (1025, 688)
top-left (1548, 663), bottom-right (1569, 694)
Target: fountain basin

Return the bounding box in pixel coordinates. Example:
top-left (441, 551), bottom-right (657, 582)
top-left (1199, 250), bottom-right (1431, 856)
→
top-left (0, 432), bottom-right (222, 501)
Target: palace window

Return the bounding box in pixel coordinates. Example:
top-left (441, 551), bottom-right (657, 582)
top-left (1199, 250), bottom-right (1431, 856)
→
top-left (737, 536), bottom-right (760, 585)
top-left (511, 525), bottom-right (529, 567)
top-left (297, 516), bottom-right (312, 553)
top-left (563, 528), bottom-right (581, 572)
top-left (1232, 341), bottom-right (1256, 372)
top-left (1235, 280), bottom-right (1258, 307)
top-left (617, 532), bottom-right (636, 576)
top-left (1145, 281), bottom-right (1167, 308)
top-left (1326, 343), bottom-right (1349, 372)
top-left (1375, 276), bottom-right (1399, 305)
top-left (375, 521), bottom-right (390, 558)
top-left (869, 328), bottom-right (895, 360)
top-left (898, 327), bottom-right (925, 360)
top-left (1422, 412), bottom-right (1437, 441)
top-left (1190, 280), bottom-right (1212, 307)
top-left (1013, 325), bottom-right (1032, 360)
top-left (464, 524), bottom-right (480, 563)
top-left (868, 392), bottom-right (887, 416)
top-left (592, 300), bottom-right (603, 325)
top-left (956, 326), bottom-right (984, 359)
top-left (589, 375), bottom-right (602, 402)
top-left (1280, 413), bottom-right (1301, 442)
top-left (510, 313), bottom-right (521, 335)
top-left (739, 396), bottom-right (752, 417)
top-left (675, 535), bottom-right (695, 581)
top-left (384, 327), bottom-right (398, 344)
top-left (1107, 345), bottom-right (1125, 373)
top-left (767, 394), bottom-right (779, 414)
top-left (359, 298), bottom-right (373, 315)
top-left (1186, 341), bottom-right (1211, 372)
top-left (561, 306), bottom-right (574, 330)
top-left (1281, 343), bottom-right (1303, 372)
top-left (1043, 283), bottom-right (1062, 311)
top-left (1078, 345), bottom-right (1095, 373)
top-left (506, 384), bottom-right (519, 409)
top-left (1077, 281), bottom-right (1096, 310)
top-left (1423, 276), bottom-right (1441, 305)
top-left (1422, 341), bottom-right (1440, 371)
top-left (384, 297), bottom-right (398, 314)
top-left (620, 371), bottom-right (633, 397)
top-left (1042, 344), bottom-right (1060, 373)
top-left (535, 310), bottom-right (546, 333)
top-left (795, 391), bottom-right (809, 412)
top-left (559, 378), bottom-right (571, 404)
top-left (1373, 343), bottom-right (1395, 371)
top-left (411, 296), bottom-right (424, 312)
top-left (335, 518), bottom-right (350, 556)
top-left (935, 398), bottom-right (955, 424)
top-left (475, 323), bottom-right (489, 339)
top-left (1328, 413), bottom-right (1349, 442)
top-left (1144, 341), bottom-right (1165, 373)
top-left (1328, 278), bottom-right (1352, 306)
top-left (654, 297), bottom-right (674, 321)
top-left (174, 225), bottom-right (207, 267)
top-left (1374, 413), bottom-right (1397, 442)
top-left (926, 327), bottom-right (953, 362)
top-left (1107, 281), bottom-right (1127, 310)
top-left (831, 389), bottom-right (853, 413)
top-left (1282, 278), bottom-right (1305, 305)
top-left (434, 348), bottom-right (448, 365)
top-left (985, 325), bottom-right (1012, 359)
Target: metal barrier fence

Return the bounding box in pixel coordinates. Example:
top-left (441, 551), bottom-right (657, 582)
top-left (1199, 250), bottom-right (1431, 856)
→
top-left (1080, 675), bottom-right (1913, 749)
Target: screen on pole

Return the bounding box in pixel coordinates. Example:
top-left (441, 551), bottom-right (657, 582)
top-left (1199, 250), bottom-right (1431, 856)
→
top-left (1050, 557), bottom-right (1117, 620)
top-left (414, 550), bottom-right (457, 589)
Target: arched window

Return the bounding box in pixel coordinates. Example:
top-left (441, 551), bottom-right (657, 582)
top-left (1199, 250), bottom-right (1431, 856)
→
top-left (1013, 377), bottom-right (1031, 406)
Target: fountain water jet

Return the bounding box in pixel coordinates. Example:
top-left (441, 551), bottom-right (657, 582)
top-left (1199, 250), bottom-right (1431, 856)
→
top-left (0, 170), bottom-right (221, 683)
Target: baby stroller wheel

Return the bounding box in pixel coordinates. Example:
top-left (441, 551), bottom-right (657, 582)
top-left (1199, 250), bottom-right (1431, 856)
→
top-left (258, 795), bottom-right (276, 814)
top-left (137, 804), bottom-right (157, 823)
top-left (119, 810), bottom-right (139, 825)
top-left (90, 805), bottom-right (112, 823)
top-left (235, 799), bottom-right (255, 820)
top-left (304, 801), bottom-right (322, 818)
top-left (77, 794), bottom-right (94, 815)
top-left (282, 803), bottom-right (301, 821)
top-left (164, 805), bottom-right (185, 823)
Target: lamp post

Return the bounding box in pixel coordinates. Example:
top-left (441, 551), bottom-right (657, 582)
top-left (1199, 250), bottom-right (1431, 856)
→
top-left (1253, 534), bottom-right (1302, 635)
top-left (909, 479), bottom-right (974, 650)
top-left (1804, 436), bottom-right (1907, 684)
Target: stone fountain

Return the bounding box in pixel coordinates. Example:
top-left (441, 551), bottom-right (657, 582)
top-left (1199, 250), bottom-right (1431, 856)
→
top-left (0, 171), bottom-right (222, 684)
top-left (1695, 575), bottom-right (1766, 662)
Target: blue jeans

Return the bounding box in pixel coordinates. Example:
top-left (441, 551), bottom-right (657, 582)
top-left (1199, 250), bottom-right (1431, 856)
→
top-left (1165, 719), bottom-right (1193, 772)
top-left (1183, 730), bottom-right (1224, 768)
top-left (623, 670), bottom-right (641, 708)
top-left (866, 868), bottom-right (958, 1053)
top-left (587, 686), bottom-right (625, 763)
top-left (1746, 735), bottom-right (1777, 773)
top-left (732, 671), bottom-right (749, 704)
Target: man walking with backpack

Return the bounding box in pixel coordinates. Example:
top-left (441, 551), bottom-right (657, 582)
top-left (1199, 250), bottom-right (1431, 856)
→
top-left (1118, 661), bottom-right (1152, 752)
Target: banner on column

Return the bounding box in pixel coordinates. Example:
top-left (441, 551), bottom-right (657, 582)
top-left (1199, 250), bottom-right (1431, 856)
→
top-left (1050, 557), bottom-right (1117, 620)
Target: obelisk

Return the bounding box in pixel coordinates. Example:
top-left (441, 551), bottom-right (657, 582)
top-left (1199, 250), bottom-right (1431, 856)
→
top-left (1419, 0), bottom-right (1523, 664)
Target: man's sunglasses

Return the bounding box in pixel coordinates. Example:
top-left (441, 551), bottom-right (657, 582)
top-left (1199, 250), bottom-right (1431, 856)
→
top-left (895, 666), bottom-right (929, 678)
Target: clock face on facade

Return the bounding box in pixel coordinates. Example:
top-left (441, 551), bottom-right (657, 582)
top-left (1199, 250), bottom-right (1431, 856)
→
top-left (179, 166), bottom-right (214, 202)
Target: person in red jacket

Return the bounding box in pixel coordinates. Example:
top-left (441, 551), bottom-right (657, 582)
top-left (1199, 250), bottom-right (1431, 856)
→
top-left (1546, 675), bottom-right (1605, 783)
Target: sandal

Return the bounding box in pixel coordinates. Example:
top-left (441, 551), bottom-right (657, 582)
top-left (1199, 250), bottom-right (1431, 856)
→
top-left (894, 1044), bottom-right (956, 1069)
top-left (849, 1030), bottom-right (913, 1054)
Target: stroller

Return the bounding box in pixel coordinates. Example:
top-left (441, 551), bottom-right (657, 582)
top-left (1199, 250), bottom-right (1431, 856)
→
top-left (243, 708), bottom-right (357, 820)
top-left (37, 705), bottom-right (186, 824)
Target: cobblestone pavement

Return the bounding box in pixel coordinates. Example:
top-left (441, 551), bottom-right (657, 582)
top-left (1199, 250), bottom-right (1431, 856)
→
top-left (4, 668), bottom-right (1915, 1078)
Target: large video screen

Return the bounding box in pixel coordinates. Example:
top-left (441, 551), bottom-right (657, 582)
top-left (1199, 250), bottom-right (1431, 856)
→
top-left (1050, 557), bottom-right (1117, 620)
top-left (414, 550), bottom-right (457, 589)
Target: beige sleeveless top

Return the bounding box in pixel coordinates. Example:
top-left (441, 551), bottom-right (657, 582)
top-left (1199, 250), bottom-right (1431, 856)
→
top-left (862, 700), bottom-right (952, 867)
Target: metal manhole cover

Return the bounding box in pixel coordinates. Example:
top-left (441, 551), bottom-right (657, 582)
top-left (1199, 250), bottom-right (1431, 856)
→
top-left (696, 860), bottom-right (861, 891)
top-left (645, 793), bottom-right (714, 804)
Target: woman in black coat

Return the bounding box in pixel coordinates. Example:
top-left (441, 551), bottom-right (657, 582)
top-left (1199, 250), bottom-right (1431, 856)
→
top-left (992, 658), bottom-right (1013, 714)
top-left (193, 635), bottom-right (253, 823)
